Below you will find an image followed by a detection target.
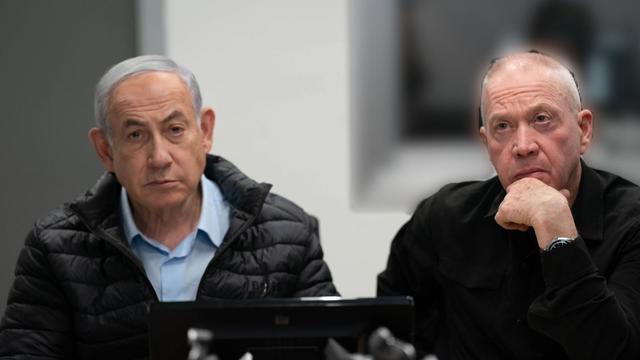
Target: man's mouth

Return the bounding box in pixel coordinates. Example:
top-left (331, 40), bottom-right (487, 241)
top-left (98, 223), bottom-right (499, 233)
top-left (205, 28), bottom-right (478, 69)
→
top-left (146, 179), bottom-right (177, 186)
top-left (513, 168), bottom-right (546, 181)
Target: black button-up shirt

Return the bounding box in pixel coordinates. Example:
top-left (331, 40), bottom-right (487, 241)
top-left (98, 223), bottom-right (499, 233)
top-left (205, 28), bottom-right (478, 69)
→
top-left (378, 162), bottom-right (640, 359)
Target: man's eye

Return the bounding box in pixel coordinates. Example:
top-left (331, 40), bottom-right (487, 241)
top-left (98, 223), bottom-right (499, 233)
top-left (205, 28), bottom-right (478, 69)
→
top-left (494, 122), bottom-right (510, 131)
top-left (535, 114), bottom-right (550, 123)
top-left (128, 130), bottom-right (142, 140)
top-left (170, 126), bottom-right (184, 136)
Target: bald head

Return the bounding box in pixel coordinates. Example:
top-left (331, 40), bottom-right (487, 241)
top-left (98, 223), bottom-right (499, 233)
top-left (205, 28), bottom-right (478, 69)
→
top-left (480, 52), bottom-right (582, 125)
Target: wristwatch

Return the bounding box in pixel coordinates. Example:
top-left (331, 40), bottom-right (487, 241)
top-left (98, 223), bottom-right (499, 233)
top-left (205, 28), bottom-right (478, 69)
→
top-left (543, 237), bottom-right (575, 252)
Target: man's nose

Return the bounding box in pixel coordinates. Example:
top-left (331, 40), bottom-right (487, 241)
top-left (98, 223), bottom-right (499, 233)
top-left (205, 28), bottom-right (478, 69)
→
top-left (147, 136), bottom-right (172, 168)
top-left (511, 125), bottom-right (539, 158)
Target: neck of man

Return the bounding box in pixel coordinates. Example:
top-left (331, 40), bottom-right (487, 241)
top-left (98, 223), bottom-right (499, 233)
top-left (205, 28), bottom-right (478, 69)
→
top-left (131, 188), bottom-right (203, 251)
top-left (566, 161), bottom-right (583, 208)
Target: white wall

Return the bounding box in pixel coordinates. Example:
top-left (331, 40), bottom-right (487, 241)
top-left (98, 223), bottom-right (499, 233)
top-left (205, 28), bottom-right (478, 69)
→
top-left (139, 0), bottom-right (409, 297)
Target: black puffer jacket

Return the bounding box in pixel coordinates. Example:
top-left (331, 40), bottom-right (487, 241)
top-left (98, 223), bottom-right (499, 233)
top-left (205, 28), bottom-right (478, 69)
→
top-left (0, 155), bottom-right (338, 359)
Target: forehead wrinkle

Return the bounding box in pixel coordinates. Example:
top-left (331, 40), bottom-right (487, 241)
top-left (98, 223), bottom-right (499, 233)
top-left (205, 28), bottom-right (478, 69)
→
top-left (110, 95), bottom-right (176, 114)
top-left (107, 90), bottom-right (192, 127)
top-left (107, 72), bottom-right (193, 119)
top-left (484, 79), bottom-right (576, 122)
top-left (489, 84), bottom-right (561, 105)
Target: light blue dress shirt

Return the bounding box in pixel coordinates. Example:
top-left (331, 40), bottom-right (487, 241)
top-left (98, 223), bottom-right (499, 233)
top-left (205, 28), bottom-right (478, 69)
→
top-left (120, 175), bottom-right (230, 301)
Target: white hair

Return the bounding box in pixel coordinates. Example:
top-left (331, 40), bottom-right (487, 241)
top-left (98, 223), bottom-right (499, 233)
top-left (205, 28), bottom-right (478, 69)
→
top-left (94, 55), bottom-right (202, 137)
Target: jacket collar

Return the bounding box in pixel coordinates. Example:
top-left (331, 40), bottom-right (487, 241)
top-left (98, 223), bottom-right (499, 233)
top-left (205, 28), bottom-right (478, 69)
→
top-left (69, 171), bottom-right (122, 232)
top-left (204, 155), bottom-right (272, 217)
top-left (483, 159), bottom-right (604, 242)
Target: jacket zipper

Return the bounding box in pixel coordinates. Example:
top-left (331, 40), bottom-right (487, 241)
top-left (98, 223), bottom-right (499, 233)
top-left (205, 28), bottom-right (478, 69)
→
top-left (195, 209), bottom-right (258, 298)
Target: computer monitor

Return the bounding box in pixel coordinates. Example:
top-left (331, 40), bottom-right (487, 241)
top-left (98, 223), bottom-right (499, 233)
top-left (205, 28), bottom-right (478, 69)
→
top-left (148, 296), bottom-right (414, 360)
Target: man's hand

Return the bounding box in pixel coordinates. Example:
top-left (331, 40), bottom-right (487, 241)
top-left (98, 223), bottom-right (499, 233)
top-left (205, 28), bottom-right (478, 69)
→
top-left (495, 177), bottom-right (578, 249)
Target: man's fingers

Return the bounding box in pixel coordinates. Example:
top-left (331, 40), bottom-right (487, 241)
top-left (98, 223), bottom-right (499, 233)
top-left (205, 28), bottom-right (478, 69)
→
top-left (559, 189), bottom-right (571, 200)
top-left (498, 220), bottom-right (528, 232)
top-left (495, 212), bottom-right (529, 232)
top-left (509, 222), bottom-right (529, 232)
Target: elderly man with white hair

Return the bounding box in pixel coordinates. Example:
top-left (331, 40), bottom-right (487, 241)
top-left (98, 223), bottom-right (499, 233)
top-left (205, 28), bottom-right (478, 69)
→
top-left (0, 55), bottom-right (337, 359)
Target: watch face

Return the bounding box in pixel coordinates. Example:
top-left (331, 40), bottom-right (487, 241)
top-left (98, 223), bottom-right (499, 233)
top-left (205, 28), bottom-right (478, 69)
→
top-left (547, 238), bottom-right (573, 252)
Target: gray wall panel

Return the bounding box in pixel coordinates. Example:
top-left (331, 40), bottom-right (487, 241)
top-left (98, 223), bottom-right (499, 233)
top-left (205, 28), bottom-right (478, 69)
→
top-left (0, 0), bottom-right (136, 316)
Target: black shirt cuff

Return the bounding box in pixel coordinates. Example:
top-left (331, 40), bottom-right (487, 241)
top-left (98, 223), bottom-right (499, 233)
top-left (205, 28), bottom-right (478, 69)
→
top-left (540, 236), bottom-right (597, 289)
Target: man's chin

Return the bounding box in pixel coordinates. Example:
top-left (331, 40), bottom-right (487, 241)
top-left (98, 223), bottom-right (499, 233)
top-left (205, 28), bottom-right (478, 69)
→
top-left (144, 198), bottom-right (187, 211)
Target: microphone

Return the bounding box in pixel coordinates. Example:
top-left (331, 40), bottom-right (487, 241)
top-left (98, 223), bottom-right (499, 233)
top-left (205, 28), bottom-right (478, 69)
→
top-left (368, 327), bottom-right (417, 360)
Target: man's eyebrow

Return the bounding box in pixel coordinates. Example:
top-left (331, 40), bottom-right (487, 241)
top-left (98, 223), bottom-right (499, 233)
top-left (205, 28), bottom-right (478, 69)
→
top-left (485, 111), bottom-right (506, 124)
top-left (529, 103), bottom-right (560, 114)
top-left (122, 111), bottom-right (186, 128)
top-left (485, 103), bottom-right (561, 123)
top-left (161, 110), bottom-right (186, 124)
top-left (123, 118), bottom-right (146, 128)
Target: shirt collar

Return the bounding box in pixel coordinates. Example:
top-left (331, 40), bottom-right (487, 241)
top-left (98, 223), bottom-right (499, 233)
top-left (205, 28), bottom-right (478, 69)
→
top-left (120, 187), bottom-right (141, 245)
top-left (483, 159), bottom-right (604, 242)
top-left (484, 178), bottom-right (506, 219)
top-left (120, 175), bottom-right (225, 247)
top-left (571, 160), bottom-right (604, 242)
top-left (198, 175), bottom-right (225, 248)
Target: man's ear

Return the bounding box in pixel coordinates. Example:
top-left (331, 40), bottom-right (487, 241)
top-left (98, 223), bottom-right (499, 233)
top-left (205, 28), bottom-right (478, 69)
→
top-left (479, 126), bottom-right (488, 147)
top-left (199, 107), bottom-right (216, 153)
top-left (88, 128), bottom-right (114, 172)
top-left (577, 109), bottom-right (593, 155)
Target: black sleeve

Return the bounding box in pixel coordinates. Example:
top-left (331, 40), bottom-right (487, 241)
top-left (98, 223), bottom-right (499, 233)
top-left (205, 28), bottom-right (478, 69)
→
top-left (292, 214), bottom-right (340, 297)
top-left (528, 230), bottom-right (640, 360)
top-left (0, 228), bottom-right (74, 359)
top-left (377, 198), bottom-right (441, 355)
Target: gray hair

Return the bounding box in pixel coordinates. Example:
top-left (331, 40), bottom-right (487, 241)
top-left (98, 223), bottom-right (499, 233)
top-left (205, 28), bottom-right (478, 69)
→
top-left (94, 55), bottom-right (203, 137)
